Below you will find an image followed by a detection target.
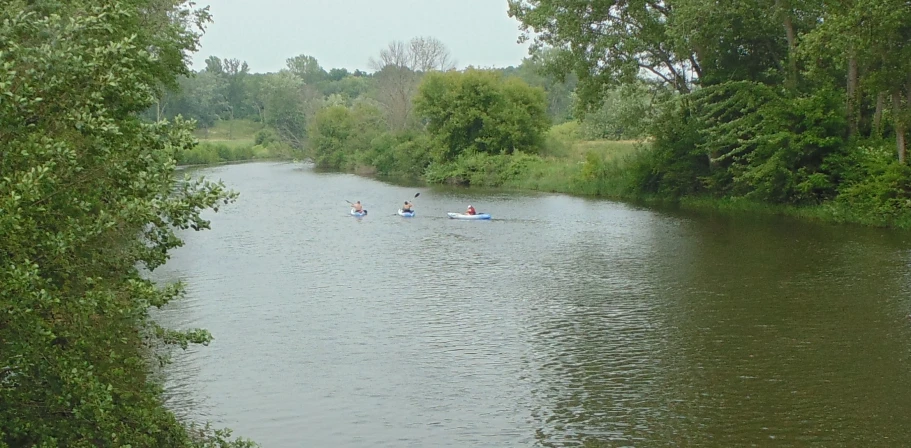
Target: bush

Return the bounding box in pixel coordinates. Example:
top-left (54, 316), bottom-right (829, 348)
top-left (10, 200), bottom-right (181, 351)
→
top-left (414, 69), bottom-right (550, 161)
top-left (832, 142), bottom-right (911, 223)
top-left (175, 140), bottom-right (292, 165)
top-left (424, 151), bottom-right (546, 187)
top-left (254, 128), bottom-right (279, 145)
top-left (540, 122), bottom-right (579, 158)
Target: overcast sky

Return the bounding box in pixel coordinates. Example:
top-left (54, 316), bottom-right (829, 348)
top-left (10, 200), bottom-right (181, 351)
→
top-left (190, 0), bottom-right (533, 74)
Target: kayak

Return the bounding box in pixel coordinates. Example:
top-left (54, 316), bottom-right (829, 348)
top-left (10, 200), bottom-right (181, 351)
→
top-left (447, 212), bottom-right (491, 220)
top-left (350, 209), bottom-right (367, 217)
top-left (398, 209), bottom-right (415, 217)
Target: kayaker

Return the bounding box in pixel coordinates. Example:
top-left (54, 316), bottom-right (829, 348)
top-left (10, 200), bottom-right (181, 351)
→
top-left (352, 201), bottom-right (364, 212)
top-left (466, 205), bottom-right (476, 215)
top-left (402, 201), bottom-right (413, 212)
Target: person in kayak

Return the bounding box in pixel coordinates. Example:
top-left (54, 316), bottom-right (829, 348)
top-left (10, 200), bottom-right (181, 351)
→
top-left (402, 201), bottom-right (413, 212)
top-left (466, 205), bottom-right (476, 215)
top-left (352, 201), bottom-right (364, 212)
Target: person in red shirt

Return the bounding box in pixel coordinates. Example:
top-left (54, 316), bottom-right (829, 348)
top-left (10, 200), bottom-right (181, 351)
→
top-left (466, 205), bottom-right (476, 215)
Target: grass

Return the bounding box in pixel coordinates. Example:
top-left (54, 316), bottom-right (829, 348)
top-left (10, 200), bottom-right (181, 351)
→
top-left (193, 119), bottom-right (264, 141)
top-left (499, 122), bottom-right (649, 194)
top-left (177, 119), bottom-right (295, 166)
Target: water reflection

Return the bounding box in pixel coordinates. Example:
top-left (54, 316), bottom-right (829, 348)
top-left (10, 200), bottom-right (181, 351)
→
top-left (152, 162), bottom-right (911, 447)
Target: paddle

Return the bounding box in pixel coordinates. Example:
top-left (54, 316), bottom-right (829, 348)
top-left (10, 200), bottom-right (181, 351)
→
top-left (394, 192), bottom-right (420, 215)
top-left (346, 200), bottom-right (367, 215)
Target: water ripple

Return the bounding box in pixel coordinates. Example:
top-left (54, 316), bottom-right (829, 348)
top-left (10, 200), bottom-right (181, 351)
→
top-left (151, 162), bottom-right (911, 448)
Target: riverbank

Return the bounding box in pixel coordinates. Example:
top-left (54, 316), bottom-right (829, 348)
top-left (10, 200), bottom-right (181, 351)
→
top-left (199, 117), bottom-right (909, 230)
top-left (178, 119), bottom-right (295, 166)
top-left (333, 126), bottom-right (911, 230)
top-left (482, 155), bottom-right (911, 230)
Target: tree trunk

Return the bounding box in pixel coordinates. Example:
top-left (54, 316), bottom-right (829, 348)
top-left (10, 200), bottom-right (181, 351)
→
top-left (893, 91), bottom-right (906, 164)
top-left (873, 92), bottom-right (885, 138)
top-left (846, 53), bottom-right (859, 137)
top-left (776, 0), bottom-right (798, 89)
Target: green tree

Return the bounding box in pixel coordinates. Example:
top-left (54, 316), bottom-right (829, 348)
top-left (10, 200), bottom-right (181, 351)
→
top-left (307, 102), bottom-right (386, 169)
top-left (501, 49), bottom-right (578, 123)
top-left (0, 0), bottom-right (255, 446)
top-left (580, 81), bottom-right (663, 140)
top-left (286, 54), bottom-right (328, 85)
top-left (221, 57), bottom-right (251, 124)
top-left (414, 69), bottom-right (550, 161)
top-left (508, 0), bottom-right (700, 113)
top-left (262, 71), bottom-right (320, 149)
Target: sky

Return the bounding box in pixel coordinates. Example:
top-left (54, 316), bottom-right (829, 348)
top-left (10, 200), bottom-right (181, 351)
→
top-left (189, 0), bottom-right (534, 74)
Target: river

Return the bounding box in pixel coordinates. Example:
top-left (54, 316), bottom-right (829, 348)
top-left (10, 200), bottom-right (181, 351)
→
top-left (152, 161), bottom-right (911, 447)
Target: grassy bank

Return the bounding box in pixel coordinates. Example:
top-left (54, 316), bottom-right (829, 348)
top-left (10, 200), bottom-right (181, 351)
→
top-left (421, 122), bottom-right (909, 229)
top-left (303, 112), bottom-right (910, 229)
top-left (178, 119), bottom-right (295, 165)
top-left (422, 122), bottom-right (650, 194)
top-left (419, 127), bottom-right (911, 230)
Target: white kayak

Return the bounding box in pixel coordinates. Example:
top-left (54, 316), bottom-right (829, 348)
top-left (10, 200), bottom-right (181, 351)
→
top-left (398, 209), bottom-right (415, 217)
top-left (350, 209), bottom-right (367, 217)
top-left (447, 212), bottom-right (491, 220)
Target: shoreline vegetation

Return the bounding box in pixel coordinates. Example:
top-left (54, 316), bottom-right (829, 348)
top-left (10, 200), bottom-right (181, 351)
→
top-left (164, 24), bottom-right (911, 231)
top-left (1, 1), bottom-right (256, 447)
top-left (177, 119), bottom-right (294, 166)
top-left (187, 118), bottom-right (911, 230)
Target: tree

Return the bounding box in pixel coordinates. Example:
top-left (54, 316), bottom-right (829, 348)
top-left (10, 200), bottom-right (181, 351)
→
top-left (221, 57), bottom-right (250, 124)
top-left (204, 55), bottom-right (224, 74)
top-left (328, 67), bottom-right (350, 81)
top-left (286, 54), bottom-right (328, 85)
top-left (172, 71), bottom-right (226, 129)
top-left (800, 0), bottom-right (911, 163)
top-left (0, 0), bottom-right (254, 446)
top-left (307, 102), bottom-right (386, 169)
top-left (368, 36), bottom-right (456, 131)
top-left (507, 0), bottom-right (792, 112)
top-left (414, 69), bottom-right (550, 160)
top-left (501, 49), bottom-right (578, 123)
top-left (408, 36), bottom-right (457, 72)
top-left (508, 0), bottom-right (701, 113)
top-left (580, 82), bottom-right (662, 140)
top-left (261, 71), bottom-right (320, 149)
top-left (371, 64), bottom-right (419, 130)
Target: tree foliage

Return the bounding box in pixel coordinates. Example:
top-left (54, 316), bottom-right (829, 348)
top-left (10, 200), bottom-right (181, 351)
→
top-left (0, 0), bottom-right (254, 445)
top-left (414, 70), bottom-right (550, 161)
top-left (509, 0), bottom-right (911, 221)
top-left (307, 102), bottom-right (387, 169)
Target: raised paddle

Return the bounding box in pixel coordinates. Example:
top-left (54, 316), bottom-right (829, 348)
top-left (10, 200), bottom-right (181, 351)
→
top-left (394, 192), bottom-right (421, 215)
top-left (346, 200), bottom-right (368, 216)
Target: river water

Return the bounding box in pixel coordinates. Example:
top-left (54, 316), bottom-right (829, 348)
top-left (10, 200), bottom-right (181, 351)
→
top-left (153, 161), bottom-right (911, 447)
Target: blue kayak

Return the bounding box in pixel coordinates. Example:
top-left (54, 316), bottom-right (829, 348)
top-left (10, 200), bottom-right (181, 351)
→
top-left (398, 209), bottom-right (415, 217)
top-left (447, 212), bottom-right (491, 220)
top-left (350, 209), bottom-right (367, 217)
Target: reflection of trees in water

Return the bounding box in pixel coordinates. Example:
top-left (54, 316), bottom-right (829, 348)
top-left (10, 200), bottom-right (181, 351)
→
top-left (146, 266), bottom-right (215, 426)
top-left (522, 215), bottom-right (688, 447)
top-left (524, 212), bottom-right (911, 446)
top-left (642, 214), bottom-right (911, 445)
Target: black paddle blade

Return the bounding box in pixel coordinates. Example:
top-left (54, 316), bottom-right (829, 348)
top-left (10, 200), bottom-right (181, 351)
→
top-left (414, 192), bottom-right (420, 198)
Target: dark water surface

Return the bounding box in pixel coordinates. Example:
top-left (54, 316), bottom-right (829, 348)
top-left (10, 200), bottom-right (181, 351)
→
top-left (153, 161), bottom-right (911, 447)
